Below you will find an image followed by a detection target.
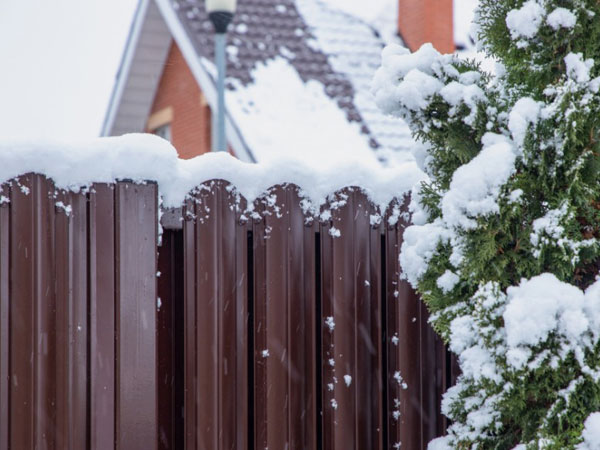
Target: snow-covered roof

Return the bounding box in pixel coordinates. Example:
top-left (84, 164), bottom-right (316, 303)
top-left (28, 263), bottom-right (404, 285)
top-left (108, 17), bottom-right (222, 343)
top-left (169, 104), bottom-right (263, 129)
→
top-left (454, 0), bottom-right (479, 50)
top-left (103, 0), bottom-right (418, 167)
top-left (453, 0), bottom-right (498, 74)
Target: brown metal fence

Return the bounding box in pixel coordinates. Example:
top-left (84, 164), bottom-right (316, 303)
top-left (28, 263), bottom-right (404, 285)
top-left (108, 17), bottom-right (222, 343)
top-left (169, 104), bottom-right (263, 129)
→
top-left (0, 174), bottom-right (456, 450)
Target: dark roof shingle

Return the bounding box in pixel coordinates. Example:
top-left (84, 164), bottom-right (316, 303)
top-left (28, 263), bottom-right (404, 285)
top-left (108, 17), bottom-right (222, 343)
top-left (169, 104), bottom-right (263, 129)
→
top-left (170, 0), bottom-right (415, 164)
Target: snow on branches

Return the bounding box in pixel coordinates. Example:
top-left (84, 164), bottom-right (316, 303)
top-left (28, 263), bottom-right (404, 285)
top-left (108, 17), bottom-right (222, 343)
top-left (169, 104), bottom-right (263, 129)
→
top-left (373, 0), bottom-right (600, 448)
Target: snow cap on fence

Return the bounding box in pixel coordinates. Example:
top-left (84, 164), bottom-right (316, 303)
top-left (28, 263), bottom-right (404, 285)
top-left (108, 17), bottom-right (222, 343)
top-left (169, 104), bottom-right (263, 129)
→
top-left (0, 134), bottom-right (425, 210)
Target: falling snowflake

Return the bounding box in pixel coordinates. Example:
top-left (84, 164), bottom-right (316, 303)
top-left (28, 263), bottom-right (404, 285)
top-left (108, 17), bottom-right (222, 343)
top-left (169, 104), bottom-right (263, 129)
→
top-left (394, 371), bottom-right (408, 390)
top-left (325, 316), bottom-right (335, 331)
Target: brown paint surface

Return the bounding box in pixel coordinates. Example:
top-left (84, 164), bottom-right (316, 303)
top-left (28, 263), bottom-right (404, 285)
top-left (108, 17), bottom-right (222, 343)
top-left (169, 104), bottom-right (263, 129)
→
top-left (10, 175), bottom-right (57, 449)
top-left (89, 184), bottom-right (116, 450)
top-left (55, 191), bottom-right (88, 449)
top-left (253, 185), bottom-right (317, 450)
top-left (0, 175), bottom-right (452, 450)
top-left (0, 184), bottom-right (9, 450)
top-left (0, 175), bottom-right (160, 450)
top-left (183, 182), bottom-right (248, 450)
top-left (385, 202), bottom-right (449, 448)
top-left (158, 230), bottom-right (185, 450)
top-left (115, 182), bottom-right (158, 450)
top-left (320, 190), bottom-right (384, 450)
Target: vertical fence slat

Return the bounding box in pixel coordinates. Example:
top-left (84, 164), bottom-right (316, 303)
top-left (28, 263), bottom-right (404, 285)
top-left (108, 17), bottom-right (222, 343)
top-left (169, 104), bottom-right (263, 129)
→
top-left (115, 182), bottom-right (158, 450)
top-left (35, 175), bottom-right (57, 449)
top-left (321, 190), bottom-right (383, 450)
top-left (291, 191), bottom-right (318, 450)
top-left (157, 230), bottom-right (184, 450)
top-left (255, 189), bottom-right (287, 450)
top-left (420, 302), bottom-right (435, 443)
top-left (253, 186), bottom-right (317, 450)
top-left (438, 326), bottom-right (449, 435)
top-left (70, 193), bottom-right (88, 448)
top-left (254, 187), bottom-right (284, 450)
top-left (218, 184), bottom-right (247, 450)
top-left (0, 184), bottom-right (9, 450)
top-left (234, 196), bottom-right (249, 450)
top-left (55, 193), bottom-right (69, 449)
top-left (364, 200), bottom-right (384, 450)
top-left (195, 187), bottom-right (218, 449)
top-left (10, 175), bottom-right (57, 449)
top-left (387, 206), bottom-right (449, 449)
top-left (421, 306), bottom-right (447, 441)
top-left (157, 231), bottom-right (174, 450)
top-left (89, 184), bottom-right (116, 450)
top-left (320, 213), bottom-right (334, 450)
top-left (55, 192), bottom-right (88, 449)
top-left (384, 214), bottom-right (397, 448)
top-left (386, 212), bottom-right (423, 449)
top-left (253, 195), bottom-right (268, 449)
top-left (324, 191), bottom-right (355, 450)
top-left (183, 198), bottom-right (197, 450)
top-left (302, 214), bottom-right (318, 450)
top-left (188, 181), bottom-right (248, 450)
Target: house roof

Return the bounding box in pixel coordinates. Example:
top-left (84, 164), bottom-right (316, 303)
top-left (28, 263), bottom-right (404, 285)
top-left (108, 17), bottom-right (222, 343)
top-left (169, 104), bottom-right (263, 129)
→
top-left (103, 0), bottom-right (419, 167)
top-left (102, 0), bottom-right (172, 139)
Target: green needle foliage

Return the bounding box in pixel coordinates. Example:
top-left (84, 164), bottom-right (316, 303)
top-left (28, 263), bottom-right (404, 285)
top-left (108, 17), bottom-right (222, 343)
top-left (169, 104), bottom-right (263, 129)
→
top-left (373, 0), bottom-right (600, 448)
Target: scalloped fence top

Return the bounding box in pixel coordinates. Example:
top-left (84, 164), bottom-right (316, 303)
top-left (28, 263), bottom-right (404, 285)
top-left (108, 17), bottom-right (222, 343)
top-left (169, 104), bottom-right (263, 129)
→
top-left (0, 133), bottom-right (424, 210)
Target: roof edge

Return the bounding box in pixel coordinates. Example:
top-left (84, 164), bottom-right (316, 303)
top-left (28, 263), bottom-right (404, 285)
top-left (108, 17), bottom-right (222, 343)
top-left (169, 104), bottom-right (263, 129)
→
top-left (101, 0), bottom-right (151, 137)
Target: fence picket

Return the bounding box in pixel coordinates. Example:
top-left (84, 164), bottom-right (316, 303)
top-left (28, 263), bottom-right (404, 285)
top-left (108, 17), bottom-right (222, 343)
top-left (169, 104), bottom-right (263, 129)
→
top-left (0, 174), bottom-right (451, 450)
top-left (0, 183), bottom-right (9, 450)
top-left (185, 181), bottom-right (248, 450)
top-left (320, 189), bottom-right (384, 450)
top-left (55, 190), bottom-right (88, 449)
top-left (157, 229), bottom-right (184, 450)
top-left (183, 197), bottom-right (197, 450)
top-left (386, 206), bottom-right (424, 448)
top-left (89, 183), bottom-right (116, 450)
top-left (252, 185), bottom-right (317, 450)
top-left (115, 181), bottom-right (158, 450)
top-left (9, 174), bottom-right (57, 449)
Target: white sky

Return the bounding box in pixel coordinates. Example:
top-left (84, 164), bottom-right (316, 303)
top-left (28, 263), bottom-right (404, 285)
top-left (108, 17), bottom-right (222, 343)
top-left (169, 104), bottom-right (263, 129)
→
top-left (0, 0), bottom-right (138, 141)
top-left (0, 0), bottom-right (477, 142)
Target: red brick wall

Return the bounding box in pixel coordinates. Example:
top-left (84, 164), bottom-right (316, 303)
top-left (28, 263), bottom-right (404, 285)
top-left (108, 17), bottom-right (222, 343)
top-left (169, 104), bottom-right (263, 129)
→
top-left (148, 42), bottom-right (212, 159)
top-left (398, 0), bottom-right (455, 54)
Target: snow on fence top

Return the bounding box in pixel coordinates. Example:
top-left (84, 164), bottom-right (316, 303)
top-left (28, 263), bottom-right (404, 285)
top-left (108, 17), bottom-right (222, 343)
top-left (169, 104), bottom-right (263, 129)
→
top-left (0, 134), bottom-right (424, 211)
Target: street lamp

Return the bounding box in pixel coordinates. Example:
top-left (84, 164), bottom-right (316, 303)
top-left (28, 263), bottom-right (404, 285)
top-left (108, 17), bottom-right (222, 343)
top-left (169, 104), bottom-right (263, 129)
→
top-left (206, 0), bottom-right (237, 152)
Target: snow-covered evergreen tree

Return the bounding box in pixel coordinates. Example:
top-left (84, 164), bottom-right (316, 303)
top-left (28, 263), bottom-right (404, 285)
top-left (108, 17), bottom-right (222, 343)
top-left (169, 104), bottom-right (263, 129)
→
top-left (373, 1), bottom-right (600, 448)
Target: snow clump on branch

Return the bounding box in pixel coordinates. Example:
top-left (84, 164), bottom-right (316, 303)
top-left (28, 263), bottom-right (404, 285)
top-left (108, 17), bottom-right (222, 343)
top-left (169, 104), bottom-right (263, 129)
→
top-left (373, 0), bottom-right (600, 447)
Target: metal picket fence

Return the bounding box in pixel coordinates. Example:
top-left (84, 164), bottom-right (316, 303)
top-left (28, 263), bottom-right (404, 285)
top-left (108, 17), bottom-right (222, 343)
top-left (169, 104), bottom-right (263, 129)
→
top-left (0, 174), bottom-right (456, 450)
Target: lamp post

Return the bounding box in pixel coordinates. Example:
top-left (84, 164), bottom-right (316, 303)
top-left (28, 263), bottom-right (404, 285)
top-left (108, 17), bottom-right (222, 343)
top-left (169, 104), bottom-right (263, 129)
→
top-left (206, 0), bottom-right (237, 152)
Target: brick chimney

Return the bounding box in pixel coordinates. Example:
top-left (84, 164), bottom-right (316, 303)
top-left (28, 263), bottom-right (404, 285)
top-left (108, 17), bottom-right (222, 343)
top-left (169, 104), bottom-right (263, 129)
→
top-left (398, 0), bottom-right (455, 54)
